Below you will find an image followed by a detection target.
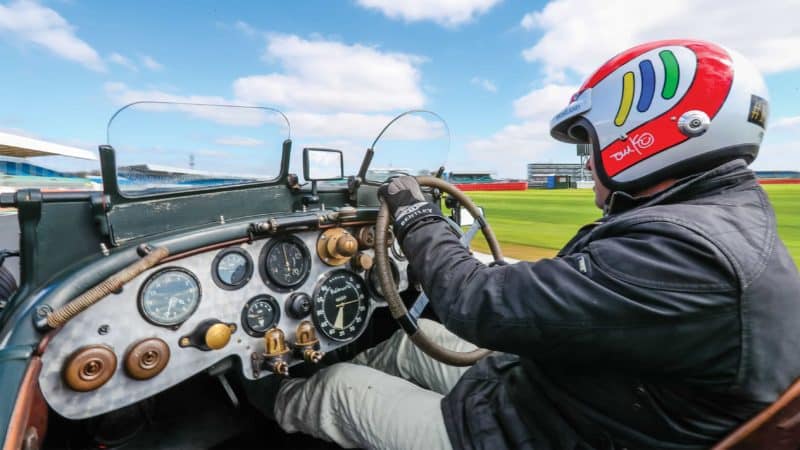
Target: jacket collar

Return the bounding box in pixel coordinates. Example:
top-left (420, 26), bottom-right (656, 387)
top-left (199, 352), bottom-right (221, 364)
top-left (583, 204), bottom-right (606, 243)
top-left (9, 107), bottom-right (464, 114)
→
top-left (605, 159), bottom-right (758, 215)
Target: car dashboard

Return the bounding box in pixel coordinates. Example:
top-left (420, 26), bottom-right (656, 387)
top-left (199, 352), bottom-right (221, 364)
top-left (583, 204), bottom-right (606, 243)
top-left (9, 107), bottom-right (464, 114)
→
top-left (38, 224), bottom-right (409, 420)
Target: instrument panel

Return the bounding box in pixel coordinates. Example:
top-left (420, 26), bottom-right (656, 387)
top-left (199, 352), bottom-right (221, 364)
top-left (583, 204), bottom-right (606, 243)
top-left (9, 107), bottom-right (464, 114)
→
top-left (39, 225), bottom-right (409, 420)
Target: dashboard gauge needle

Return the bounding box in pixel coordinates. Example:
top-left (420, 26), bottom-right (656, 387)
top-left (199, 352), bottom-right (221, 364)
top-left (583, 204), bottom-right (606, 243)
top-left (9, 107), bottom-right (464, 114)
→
top-left (282, 244), bottom-right (290, 270)
top-left (334, 305), bottom-right (345, 329)
top-left (335, 299), bottom-right (360, 308)
top-left (166, 297), bottom-right (176, 317)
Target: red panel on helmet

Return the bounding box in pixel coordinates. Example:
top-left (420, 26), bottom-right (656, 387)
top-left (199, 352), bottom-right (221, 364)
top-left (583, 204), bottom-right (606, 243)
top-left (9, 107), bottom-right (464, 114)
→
top-left (600, 42), bottom-right (733, 177)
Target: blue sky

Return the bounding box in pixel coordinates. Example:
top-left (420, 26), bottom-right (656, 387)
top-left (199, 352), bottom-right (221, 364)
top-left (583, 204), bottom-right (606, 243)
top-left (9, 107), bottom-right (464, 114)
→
top-left (0, 0), bottom-right (798, 178)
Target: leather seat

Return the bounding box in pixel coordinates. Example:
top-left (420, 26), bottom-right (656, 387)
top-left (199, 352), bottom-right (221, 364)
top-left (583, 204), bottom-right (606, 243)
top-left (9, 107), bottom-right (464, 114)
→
top-left (713, 378), bottom-right (800, 449)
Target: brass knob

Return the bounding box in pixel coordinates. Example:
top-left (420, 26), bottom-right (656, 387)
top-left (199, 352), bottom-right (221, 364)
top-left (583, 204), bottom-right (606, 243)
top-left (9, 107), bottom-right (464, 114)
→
top-left (318, 228), bottom-right (360, 266)
top-left (63, 345), bottom-right (117, 392)
top-left (205, 323), bottom-right (233, 350)
top-left (264, 327), bottom-right (289, 357)
top-left (336, 233), bottom-right (358, 257)
top-left (125, 338), bottom-right (170, 380)
top-left (351, 252), bottom-right (373, 271)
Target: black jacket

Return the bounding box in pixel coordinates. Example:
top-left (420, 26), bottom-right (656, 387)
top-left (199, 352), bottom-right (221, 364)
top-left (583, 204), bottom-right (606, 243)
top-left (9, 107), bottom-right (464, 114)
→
top-left (402, 160), bottom-right (800, 449)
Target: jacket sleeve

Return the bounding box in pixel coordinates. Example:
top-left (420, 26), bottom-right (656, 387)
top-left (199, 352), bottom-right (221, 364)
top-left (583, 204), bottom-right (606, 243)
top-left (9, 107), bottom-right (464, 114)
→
top-left (401, 216), bottom-right (740, 372)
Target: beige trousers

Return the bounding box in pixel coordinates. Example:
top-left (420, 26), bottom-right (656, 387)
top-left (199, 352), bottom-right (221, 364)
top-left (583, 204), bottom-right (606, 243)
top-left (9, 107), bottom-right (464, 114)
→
top-left (274, 319), bottom-right (478, 450)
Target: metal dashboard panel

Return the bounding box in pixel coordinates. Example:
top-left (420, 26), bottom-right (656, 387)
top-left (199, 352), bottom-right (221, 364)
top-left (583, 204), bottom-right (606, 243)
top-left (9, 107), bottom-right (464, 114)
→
top-left (39, 228), bottom-right (407, 420)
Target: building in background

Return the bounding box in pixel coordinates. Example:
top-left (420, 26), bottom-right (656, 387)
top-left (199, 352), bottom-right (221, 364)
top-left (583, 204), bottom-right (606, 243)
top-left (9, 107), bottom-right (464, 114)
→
top-left (0, 131), bottom-right (98, 193)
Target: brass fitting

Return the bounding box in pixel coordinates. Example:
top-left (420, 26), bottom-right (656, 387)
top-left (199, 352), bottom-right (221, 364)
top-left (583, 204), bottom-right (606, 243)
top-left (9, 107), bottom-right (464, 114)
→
top-left (317, 228), bottom-right (358, 265)
top-left (263, 327), bottom-right (290, 376)
top-left (294, 321), bottom-right (324, 364)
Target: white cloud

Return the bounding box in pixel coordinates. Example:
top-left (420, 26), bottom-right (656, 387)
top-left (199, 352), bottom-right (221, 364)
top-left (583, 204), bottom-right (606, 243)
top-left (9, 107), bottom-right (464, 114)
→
top-left (471, 77), bottom-right (498, 93)
top-left (140, 54), bottom-right (163, 71)
top-left (233, 34), bottom-right (425, 113)
top-left (465, 83), bottom-right (578, 178)
top-left (521, 0), bottom-right (800, 81)
top-left (0, 0), bottom-right (105, 71)
top-left (109, 52), bottom-right (137, 71)
top-left (513, 84), bottom-right (576, 119)
top-left (234, 20), bottom-right (258, 38)
top-left (356, 0), bottom-right (502, 27)
top-left (772, 116), bottom-right (800, 130)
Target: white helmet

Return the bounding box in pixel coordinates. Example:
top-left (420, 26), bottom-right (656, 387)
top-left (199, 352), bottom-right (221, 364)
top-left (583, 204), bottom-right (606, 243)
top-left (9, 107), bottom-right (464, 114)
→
top-left (550, 39), bottom-right (769, 193)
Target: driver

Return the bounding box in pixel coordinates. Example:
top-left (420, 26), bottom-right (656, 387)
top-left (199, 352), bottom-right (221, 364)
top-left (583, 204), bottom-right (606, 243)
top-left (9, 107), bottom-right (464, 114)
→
top-left (264, 39), bottom-right (800, 449)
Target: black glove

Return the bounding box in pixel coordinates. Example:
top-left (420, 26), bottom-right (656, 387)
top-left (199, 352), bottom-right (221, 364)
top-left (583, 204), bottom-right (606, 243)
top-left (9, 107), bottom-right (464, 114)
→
top-left (378, 176), bottom-right (443, 242)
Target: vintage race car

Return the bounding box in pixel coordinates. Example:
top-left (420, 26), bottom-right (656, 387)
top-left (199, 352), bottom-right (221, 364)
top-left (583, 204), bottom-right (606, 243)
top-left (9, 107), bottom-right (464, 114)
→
top-left (0, 104), bottom-right (499, 449)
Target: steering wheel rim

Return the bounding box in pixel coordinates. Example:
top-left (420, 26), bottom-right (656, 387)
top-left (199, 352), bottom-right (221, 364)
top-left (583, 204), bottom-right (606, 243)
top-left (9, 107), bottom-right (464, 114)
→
top-left (374, 176), bottom-right (503, 366)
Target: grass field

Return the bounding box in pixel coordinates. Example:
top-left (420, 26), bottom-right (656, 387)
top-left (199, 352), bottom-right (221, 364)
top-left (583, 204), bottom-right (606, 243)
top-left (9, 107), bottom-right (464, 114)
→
top-left (465, 184), bottom-right (800, 267)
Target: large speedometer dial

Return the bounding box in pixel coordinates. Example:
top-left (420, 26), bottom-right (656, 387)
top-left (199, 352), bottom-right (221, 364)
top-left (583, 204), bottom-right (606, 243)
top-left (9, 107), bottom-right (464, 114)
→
top-left (139, 268), bottom-right (201, 327)
top-left (261, 236), bottom-right (311, 289)
top-left (312, 270), bottom-right (370, 342)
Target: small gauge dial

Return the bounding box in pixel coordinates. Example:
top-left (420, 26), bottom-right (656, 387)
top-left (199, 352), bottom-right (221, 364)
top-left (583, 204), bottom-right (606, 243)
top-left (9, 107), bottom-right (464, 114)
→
top-left (312, 270), bottom-right (370, 342)
top-left (139, 268), bottom-right (201, 327)
top-left (241, 295), bottom-right (280, 337)
top-left (212, 248), bottom-right (253, 290)
top-left (262, 236), bottom-right (311, 289)
top-left (367, 260), bottom-right (400, 300)
top-left (390, 234), bottom-right (406, 261)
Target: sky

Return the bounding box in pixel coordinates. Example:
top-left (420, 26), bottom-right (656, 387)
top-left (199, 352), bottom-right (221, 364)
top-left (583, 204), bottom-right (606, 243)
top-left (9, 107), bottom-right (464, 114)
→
top-left (0, 0), bottom-right (798, 179)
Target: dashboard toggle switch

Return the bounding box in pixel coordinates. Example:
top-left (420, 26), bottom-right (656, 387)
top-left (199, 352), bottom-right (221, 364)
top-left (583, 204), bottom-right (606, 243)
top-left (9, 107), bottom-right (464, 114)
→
top-left (178, 319), bottom-right (237, 351)
top-left (294, 321), bottom-right (324, 363)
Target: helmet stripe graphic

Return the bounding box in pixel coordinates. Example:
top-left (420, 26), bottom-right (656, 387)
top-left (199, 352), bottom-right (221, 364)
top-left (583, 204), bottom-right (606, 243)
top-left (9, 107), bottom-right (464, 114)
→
top-left (659, 50), bottom-right (679, 99)
top-left (637, 60), bottom-right (655, 112)
top-left (614, 71), bottom-right (635, 126)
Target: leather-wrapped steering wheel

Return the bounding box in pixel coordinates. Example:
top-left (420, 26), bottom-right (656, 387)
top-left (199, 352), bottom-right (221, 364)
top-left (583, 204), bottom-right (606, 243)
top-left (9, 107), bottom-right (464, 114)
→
top-left (374, 176), bottom-right (504, 366)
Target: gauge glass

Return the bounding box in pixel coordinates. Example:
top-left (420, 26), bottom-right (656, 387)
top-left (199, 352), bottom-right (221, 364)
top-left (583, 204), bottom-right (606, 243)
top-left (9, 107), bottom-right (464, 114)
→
top-left (368, 261), bottom-right (399, 300)
top-left (390, 238), bottom-right (406, 261)
top-left (140, 269), bottom-right (201, 326)
top-left (220, 253), bottom-right (249, 284)
top-left (265, 238), bottom-right (310, 288)
top-left (312, 270), bottom-right (370, 342)
top-left (242, 295), bottom-right (280, 336)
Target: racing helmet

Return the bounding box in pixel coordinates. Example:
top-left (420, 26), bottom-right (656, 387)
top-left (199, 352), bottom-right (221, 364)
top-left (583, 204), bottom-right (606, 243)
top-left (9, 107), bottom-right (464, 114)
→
top-left (550, 39), bottom-right (769, 193)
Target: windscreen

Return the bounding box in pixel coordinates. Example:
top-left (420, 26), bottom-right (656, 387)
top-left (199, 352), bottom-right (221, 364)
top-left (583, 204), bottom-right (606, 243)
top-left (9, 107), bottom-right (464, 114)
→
top-left (106, 102), bottom-right (290, 195)
top-left (366, 110), bottom-right (450, 183)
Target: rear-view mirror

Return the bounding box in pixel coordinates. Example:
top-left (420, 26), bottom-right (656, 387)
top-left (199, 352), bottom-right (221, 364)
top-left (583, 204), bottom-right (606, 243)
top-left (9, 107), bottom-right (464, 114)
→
top-left (303, 148), bottom-right (344, 181)
top-left (455, 206), bottom-right (485, 227)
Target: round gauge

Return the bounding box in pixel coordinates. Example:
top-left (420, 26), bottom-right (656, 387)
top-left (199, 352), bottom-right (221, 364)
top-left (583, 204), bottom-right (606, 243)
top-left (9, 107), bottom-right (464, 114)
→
top-left (139, 268), bottom-right (201, 327)
top-left (390, 235), bottom-right (406, 261)
top-left (312, 270), bottom-right (371, 342)
top-left (367, 260), bottom-right (400, 301)
top-left (261, 236), bottom-right (311, 289)
top-left (211, 247), bottom-right (253, 290)
top-left (241, 295), bottom-right (280, 337)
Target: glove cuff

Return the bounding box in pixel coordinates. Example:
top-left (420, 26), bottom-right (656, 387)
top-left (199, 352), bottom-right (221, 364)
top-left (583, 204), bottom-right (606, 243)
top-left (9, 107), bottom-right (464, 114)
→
top-left (394, 201), bottom-right (444, 242)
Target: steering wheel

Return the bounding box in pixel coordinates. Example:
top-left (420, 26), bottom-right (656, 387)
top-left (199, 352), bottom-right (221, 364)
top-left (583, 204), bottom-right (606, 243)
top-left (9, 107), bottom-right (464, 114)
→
top-left (374, 176), bottom-right (504, 366)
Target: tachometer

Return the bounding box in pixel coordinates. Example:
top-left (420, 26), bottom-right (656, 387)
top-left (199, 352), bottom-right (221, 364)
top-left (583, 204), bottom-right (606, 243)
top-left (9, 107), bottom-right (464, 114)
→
top-left (312, 270), bottom-right (370, 342)
top-left (241, 295), bottom-right (280, 337)
top-left (212, 247), bottom-right (253, 290)
top-left (139, 268), bottom-right (201, 327)
top-left (261, 236), bottom-right (311, 289)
